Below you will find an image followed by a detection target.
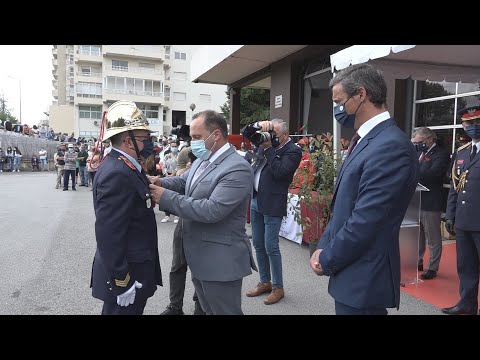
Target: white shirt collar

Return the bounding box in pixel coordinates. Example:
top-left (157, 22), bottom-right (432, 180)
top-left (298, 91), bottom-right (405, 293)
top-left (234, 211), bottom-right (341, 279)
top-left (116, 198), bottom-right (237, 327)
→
top-left (208, 142), bottom-right (231, 163)
top-left (357, 111), bottom-right (391, 142)
top-left (112, 147), bottom-right (142, 172)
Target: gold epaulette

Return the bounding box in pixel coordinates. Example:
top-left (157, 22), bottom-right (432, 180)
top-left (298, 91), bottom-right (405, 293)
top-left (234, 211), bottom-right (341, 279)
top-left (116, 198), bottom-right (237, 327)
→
top-left (118, 155), bottom-right (136, 171)
top-left (457, 142), bottom-right (472, 152)
top-left (114, 273), bottom-right (131, 287)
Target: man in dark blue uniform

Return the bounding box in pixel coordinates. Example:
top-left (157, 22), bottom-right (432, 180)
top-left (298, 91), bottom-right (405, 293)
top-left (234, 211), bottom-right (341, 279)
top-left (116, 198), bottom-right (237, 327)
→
top-left (442, 106), bottom-right (480, 315)
top-left (90, 100), bottom-right (162, 315)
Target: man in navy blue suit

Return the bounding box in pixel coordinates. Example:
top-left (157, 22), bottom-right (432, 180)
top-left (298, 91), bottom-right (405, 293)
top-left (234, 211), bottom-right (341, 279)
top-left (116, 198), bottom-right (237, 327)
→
top-left (242, 119), bottom-right (302, 305)
top-left (442, 106), bottom-right (480, 315)
top-left (310, 63), bottom-right (418, 315)
top-left (90, 100), bottom-right (162, 315)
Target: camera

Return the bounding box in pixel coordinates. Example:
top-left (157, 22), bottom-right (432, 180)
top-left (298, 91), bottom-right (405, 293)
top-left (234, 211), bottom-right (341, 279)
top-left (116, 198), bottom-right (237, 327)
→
top-left (249, 130), bottom-right (280, 148)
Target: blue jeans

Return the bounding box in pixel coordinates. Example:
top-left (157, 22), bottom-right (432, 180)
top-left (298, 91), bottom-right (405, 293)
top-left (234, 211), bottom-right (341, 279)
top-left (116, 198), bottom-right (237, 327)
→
top-left (250, 197), bottom-right (283, 288)
top-left (79, 166), bottom-right (88, 185)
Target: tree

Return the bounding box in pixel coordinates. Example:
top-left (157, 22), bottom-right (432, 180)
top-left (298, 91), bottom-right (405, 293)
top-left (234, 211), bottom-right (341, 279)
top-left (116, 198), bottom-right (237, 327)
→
top-left (220, 88), bottom-right (270, 125)
top-left (0, 95), bottom-right (18, 124)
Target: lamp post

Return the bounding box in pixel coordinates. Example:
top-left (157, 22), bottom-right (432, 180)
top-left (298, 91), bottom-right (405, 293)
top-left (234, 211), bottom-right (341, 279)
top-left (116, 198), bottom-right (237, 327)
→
top-left (8, 76), bottom-right (21, 123)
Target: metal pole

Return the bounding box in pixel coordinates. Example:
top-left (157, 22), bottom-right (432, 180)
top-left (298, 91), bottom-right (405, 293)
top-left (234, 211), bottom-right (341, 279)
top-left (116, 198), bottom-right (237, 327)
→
top-left (19, 79), bottom-right (21, 123)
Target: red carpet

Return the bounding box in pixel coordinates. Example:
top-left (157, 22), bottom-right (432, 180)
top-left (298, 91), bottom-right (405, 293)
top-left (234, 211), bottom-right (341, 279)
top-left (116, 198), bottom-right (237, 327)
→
top-left (401, 242), bottom-right (480, 309)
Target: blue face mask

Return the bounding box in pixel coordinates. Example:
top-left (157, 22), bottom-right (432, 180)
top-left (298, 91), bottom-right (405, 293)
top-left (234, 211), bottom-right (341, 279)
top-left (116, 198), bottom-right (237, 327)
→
top-left (465, 124), bottom-right (480, 140)
top-left (333, 96), bottom-right (362, 129)
top-left (191, 132), bottom-right (216, 160)
top-left (171, 147), bottom-right (179, 153)
top-left (139, 139), bottom-right (154, 158)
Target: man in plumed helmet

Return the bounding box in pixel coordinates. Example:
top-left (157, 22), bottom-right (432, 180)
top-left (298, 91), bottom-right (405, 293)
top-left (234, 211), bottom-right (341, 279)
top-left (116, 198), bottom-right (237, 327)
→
top-left (90, 101), bottom-right (162, 315)
top-left (442, 105), bottom-right (480, 315)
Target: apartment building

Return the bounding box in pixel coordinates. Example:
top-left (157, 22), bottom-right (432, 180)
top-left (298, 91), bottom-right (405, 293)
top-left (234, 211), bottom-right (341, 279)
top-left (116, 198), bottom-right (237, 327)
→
top-left (49, 45), bottom-right (227, 139)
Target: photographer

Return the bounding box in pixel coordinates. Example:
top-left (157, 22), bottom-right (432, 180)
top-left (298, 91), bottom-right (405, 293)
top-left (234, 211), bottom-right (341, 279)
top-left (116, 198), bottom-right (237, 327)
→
top-left (242, 119), bottom-right (302, 305)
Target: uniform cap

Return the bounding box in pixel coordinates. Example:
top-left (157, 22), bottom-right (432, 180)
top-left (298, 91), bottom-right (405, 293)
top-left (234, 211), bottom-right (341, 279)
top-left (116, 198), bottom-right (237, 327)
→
top-left (458, 106), bottom-right (480, 122)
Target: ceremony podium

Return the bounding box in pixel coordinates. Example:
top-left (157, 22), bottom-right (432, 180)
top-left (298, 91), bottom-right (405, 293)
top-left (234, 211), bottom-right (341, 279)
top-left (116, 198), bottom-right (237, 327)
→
top-left (399, 183), bottom-right (429, 285)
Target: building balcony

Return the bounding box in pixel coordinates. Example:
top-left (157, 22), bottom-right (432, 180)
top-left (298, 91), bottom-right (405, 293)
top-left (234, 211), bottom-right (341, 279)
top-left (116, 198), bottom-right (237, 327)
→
top-left (52, 47), bottom-right (58, 58)
top-left (52, 58), bottom-right (58, 68)
top-left (76, 71), bottom-right (103, 82)
top-left (103, 65), bottom-right (163, 80)
top-left (52, 89), bottom-right (58, 99)
top-left (75, 94), bottom-right (103, 105)
top-left (52, 71), bottom-right (58, 79)
top-left (104, 88), bottom-right (164, 105)
top-left (103, 45), bottom-right (165, 61)
top-left (75, 48), bottom-right (103, 64)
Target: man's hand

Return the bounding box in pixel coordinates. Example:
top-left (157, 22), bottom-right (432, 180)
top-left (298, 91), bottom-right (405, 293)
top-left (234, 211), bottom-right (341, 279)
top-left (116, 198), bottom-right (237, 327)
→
top-left (149, 183), bottom-right (166, 204)
top-left (147, 175), bottom-right (161, 186)
top-left (117, 281), bottom-right (142, 307)
top-left (445, 219), bottom-right (455, 235)
top-left (257, 120), bottom-right (274, 132)
top-left (310, 249), bottom-right (324, 276)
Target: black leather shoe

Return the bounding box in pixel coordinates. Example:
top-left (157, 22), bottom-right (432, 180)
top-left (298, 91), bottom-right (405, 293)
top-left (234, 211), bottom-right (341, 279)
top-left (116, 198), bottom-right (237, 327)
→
top-left (441, 305), bottom-right (477, 315)
top-left (418, 264), bottom-right (423, 271)
top-left (420, 270), bottom-right (437, 280)
top-left (194, 300), bottom-right (206, 315)
top-left (160, 305), bottom-right (184, 315)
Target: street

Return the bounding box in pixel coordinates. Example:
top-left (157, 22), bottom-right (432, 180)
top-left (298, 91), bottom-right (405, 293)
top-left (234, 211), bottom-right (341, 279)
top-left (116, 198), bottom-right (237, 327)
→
top-left (0, 172), bottom-right (441, 315)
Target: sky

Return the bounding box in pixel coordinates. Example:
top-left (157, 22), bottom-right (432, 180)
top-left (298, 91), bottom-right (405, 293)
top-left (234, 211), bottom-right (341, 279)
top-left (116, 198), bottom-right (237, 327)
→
top-left (0, 45), bottom-right (53, 127)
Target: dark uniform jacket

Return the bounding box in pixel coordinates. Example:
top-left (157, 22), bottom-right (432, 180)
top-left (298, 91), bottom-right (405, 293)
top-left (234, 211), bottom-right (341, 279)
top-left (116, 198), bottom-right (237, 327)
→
top-left (446, 142), bottom-right (480, 231)
top-left (417, 144), bottom-right (450, 211)
top-left (90, 149), bottom-right (162, 303)
top-left (242, 122), bottom-right (302, 217)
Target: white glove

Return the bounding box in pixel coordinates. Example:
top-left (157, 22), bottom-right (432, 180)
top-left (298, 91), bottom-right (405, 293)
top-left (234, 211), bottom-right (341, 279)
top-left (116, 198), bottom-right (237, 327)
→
top-left (116, 281), bottom-right (143, 307)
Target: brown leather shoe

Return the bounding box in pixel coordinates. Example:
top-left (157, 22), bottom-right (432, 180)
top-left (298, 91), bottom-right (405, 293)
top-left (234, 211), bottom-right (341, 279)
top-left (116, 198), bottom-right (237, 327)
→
top-left (246, 282), bottom-right (272, 297)
top-left (264, 288), bottom-right (284, 305)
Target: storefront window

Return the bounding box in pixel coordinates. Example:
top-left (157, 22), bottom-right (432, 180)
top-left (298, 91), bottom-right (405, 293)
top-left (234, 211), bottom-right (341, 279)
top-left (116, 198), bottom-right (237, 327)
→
top-left (416, 80), bottom-right (455, 100)
top-left (415, 99), bottom-right (455, 127)
top-left (457, 81), bottom-right (480, 94)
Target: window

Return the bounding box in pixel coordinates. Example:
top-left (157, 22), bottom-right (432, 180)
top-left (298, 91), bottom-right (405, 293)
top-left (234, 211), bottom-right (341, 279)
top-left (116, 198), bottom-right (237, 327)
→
top-left (76, 82), bottom-right (102, 98)
top-left (139, 62), bottom-right (155, 69)
top-left (112, 60), bottom-right (128, 71)
top-left (199, 93), bottom-right (211, 102)
top-left (79, 105), bottom-right (102, 119)
top-left (138, 105), bottom-right (159, 119)
top-left (173, 92), bottom-right (186, 101)
top-left (79, 45), bottom-right (101, 56)
top-left (173, 71), bottom-right (187, 81)
top-left (174, 52), bottom-right (186, 60)
top-left (163, 109), bottom-right (167, 122)
top-left (81, 66), bottom-right (101, 77)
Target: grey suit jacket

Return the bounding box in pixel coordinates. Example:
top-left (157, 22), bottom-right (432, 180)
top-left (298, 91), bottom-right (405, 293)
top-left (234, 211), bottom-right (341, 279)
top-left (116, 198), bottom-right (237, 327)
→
top-left (159, 145), bottom-right (257, 282)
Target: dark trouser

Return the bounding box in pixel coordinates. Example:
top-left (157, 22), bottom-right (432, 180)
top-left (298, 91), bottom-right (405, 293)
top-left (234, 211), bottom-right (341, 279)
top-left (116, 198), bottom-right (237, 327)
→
top-left (169, 220), bottom-right (199, 309)
top-left (335, 301), bottom-right (388, 315)
top-left (89, 171), bottom-right (96, 183)
top-left (455, 229), bottom-right (480, 311)
top-left (63, 169), bottom-right (76, 189)
top-left (192, 277), bottom-right (243, 315)
top-left (101, 299), bottom-right (147, 315)
top-left (418, 210), bottom-right (443, 272)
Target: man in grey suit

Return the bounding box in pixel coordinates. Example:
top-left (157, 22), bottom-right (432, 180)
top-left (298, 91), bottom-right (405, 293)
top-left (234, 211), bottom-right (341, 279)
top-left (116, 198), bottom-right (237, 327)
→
top-left (149, 110), bottom-right (257, 315)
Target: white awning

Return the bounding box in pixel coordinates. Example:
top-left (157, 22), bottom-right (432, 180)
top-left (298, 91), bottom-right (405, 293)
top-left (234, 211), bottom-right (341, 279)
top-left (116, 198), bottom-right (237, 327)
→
top-left (330, 45), bottom-right (480, 83)
top-left (330, 45), bottom-right (416, 71)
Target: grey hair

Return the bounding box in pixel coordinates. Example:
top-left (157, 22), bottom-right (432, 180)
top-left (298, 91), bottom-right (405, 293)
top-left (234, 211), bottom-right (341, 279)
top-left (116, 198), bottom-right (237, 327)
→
top-left (413, 127), bottom-right (438, 141)
top-left (329, 63), bottom-right (387, 107)
top-left (271, 118), bottom-right (288, 134)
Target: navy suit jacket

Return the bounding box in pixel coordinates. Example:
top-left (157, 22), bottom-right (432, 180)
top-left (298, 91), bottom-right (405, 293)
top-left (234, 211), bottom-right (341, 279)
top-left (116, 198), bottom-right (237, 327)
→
top-left (417, 144), bottom-right (450, 211)
top-left (90, 149), bottom-right (162, 303)
top-left (242, 123), bottom-right (302, 217)
top-left (318, 118), bottom-right (418, 310)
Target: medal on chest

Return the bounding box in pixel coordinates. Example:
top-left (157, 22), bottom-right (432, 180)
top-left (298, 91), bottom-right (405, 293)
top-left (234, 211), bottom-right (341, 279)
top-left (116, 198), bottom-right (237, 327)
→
top-left (145, 193), bottom-right (152, 208)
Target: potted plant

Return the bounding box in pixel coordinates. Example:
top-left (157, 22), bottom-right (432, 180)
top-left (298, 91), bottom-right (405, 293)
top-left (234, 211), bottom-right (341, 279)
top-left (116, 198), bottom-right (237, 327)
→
top-left (288, 133), bottom-right (342, 256)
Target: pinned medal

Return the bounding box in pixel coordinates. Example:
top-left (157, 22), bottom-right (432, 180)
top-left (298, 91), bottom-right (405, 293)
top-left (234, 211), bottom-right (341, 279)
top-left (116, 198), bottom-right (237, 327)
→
top-left (146, 193), bottom-right (152, 209)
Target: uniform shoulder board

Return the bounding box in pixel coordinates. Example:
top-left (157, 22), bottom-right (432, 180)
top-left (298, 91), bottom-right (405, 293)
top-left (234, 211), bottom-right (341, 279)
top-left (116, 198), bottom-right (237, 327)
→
top-left (457, 142), bottom-right (472, 152)
top-left (118, 155), bottom-right (137, 171)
